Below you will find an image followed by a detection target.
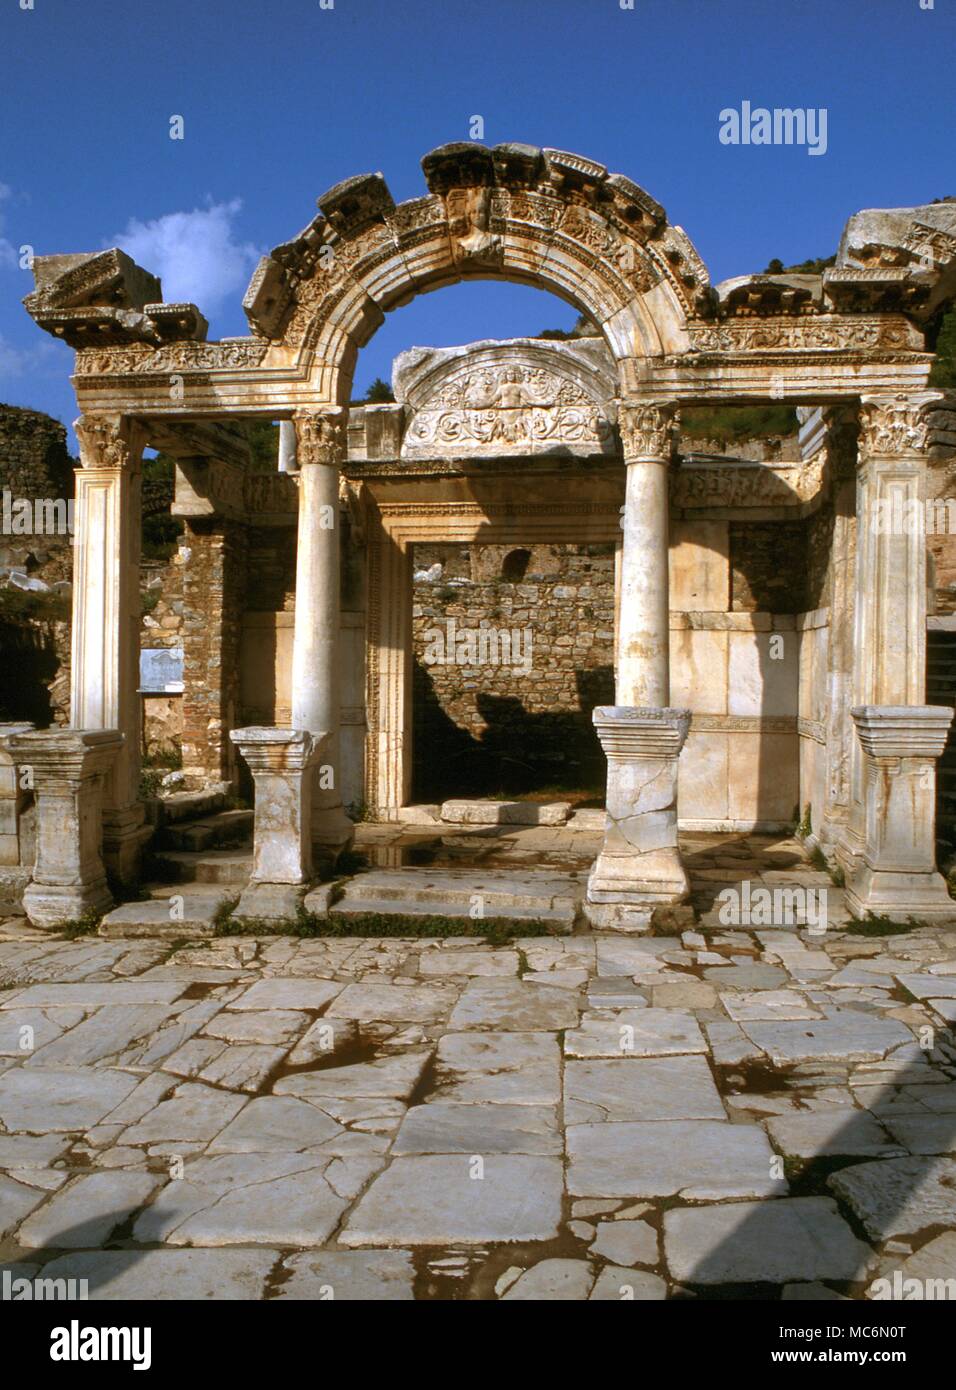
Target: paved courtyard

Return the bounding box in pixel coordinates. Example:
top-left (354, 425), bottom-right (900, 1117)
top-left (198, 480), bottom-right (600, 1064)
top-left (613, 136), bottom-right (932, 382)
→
top-left (1, 833), bottom-right (956, 1301)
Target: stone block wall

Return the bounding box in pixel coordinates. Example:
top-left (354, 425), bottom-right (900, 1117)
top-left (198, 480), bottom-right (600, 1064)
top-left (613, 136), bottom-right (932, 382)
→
top-left (0, 405), bottom-right (74, 727)
top-left (180, 518), bottom-right (247, 787)
top-left (411, 543), bottom-right (615, 798)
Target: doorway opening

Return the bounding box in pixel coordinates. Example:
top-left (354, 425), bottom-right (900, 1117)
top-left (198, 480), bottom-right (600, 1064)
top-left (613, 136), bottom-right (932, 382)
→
top-left (410, 540), bottom-right (614, 805)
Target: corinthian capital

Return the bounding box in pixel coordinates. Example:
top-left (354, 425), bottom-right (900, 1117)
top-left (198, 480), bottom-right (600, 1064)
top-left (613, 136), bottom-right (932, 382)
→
top-left (74, 414), bottom-right (142, 470)
top-left (858, 394), bottom-right (937, 458)
top-left (294, 407), bottom-right (347, 466)
top-left (617, 401), bottom-right (678, 460)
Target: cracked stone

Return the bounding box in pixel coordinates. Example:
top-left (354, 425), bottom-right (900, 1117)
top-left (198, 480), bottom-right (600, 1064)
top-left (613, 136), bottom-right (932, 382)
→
top-left (564, 1055), bottom-right (725, 1123)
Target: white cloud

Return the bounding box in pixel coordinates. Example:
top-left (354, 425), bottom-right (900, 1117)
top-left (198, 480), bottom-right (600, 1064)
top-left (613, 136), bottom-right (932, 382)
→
top-left (108, 198), bottom-right (261, 312)
top-left (0, 332), bottom-right (58, 379)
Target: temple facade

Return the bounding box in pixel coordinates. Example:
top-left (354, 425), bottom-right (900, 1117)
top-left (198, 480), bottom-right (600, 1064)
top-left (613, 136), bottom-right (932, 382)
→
top-left (7, 142), bottom-right (956, 931)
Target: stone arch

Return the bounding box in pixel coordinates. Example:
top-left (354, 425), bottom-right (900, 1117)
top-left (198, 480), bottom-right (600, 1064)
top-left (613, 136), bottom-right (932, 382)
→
top-left (242, 143), bottom-right (712, 405)
top-left (500, 547), bottom-right (532, 582)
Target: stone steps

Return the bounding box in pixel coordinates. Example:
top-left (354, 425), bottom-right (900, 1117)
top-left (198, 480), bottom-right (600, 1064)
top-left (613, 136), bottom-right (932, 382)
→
top-left (150, 849), bottom-right (253, 885)
top-left (157, 809), bottom-right (253, 852)
top-left (144, 783), bottom-right (231, 827)
top-left (329, 868), bottom-right (580, 929)
top-left (98, 885), bottom-right (233, 938)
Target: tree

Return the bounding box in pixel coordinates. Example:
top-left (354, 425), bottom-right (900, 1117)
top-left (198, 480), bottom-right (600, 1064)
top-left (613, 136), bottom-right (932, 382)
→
top-left (763, 255), bottom-right (836, 275)
top-left (364, 377), bottom-right (395, 403)
top-left (930, 310), bottom-right (956, 388)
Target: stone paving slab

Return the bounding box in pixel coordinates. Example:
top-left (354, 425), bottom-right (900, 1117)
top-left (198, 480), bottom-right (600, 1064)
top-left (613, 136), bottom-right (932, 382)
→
top-left (0, 1066), bottom-right (140, 1132)
top-left (1, 870), bottom-right (955, 1299)
top-left (393, 1101), bottom-right (562, 1154)
top-left (431, 1031), bottom-right (562, 1104)
top-left (340, 1154), bottom-right (564, 1246)
top-left (447, 978), bottom-right (581, 1031)
top-left (564, 1009), bottom-right (707, 1058)
top-left (276, 1249), bottom-right (416, 1300)
top-left (17, 1171), bottom-right (161, 1248)
top-left (828, 1157), bottom-right (956, 1241)
top-left (663, 1198), bottom-right (873, 1284)
top-left (0, 1248), bottom-right (281, 1299)
top-left (567, 1120), bottom-right (785, 1200)
top-left (764, 1109), bottom-right (906, 1159)
top-left (564, 1055), bottom-right (725, 1123)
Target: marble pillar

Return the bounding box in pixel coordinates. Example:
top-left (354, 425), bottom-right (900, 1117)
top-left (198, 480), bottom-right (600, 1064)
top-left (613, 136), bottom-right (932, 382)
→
top-left (587, 402), bottom-right (689, 929)
top-left (847, 706), bottom-right (954, 921)
top-left (72, 414), bottom-right (149, 883)
top-left (229, 727), bottom-right (325, 920)
top-left (839, 392), bottom-right (949, 915)
top-left (291, 409), bottom-right (354, 857)
top-left (9, 728), bottom-right (122, 928)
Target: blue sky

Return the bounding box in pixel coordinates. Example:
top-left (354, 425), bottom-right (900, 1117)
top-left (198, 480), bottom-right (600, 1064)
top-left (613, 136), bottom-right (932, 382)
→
top-left (0, 0), bottom-right (953, 443)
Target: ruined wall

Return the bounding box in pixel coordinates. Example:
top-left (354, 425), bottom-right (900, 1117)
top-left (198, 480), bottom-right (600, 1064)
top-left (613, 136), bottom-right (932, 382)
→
top-left (180, 519), bottom-right (247, 787)
top-left (729, 521), bottom-right (807, 613)
top-left (411, 543), bottom-right (615, 798)
top-left (0, 405), bottom-right (74, 726)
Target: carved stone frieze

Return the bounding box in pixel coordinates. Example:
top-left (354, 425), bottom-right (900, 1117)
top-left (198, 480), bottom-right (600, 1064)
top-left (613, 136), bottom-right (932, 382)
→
top-left (74, 339), bottom-right (269, 376)
top-left (671, 457), bottom-right (825, 509)
top-left (557, 203), bottom-right (658, 294)
top-left (396, 338), bottom-right (616, 458)
top-left (687, 316), bottom-right (922, 354)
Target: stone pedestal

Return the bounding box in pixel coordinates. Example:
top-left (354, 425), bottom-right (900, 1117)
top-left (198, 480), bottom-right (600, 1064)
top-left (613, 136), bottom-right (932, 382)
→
top-left (229, 727), bottom-right (327, 921)
top-left (845, 705), bottom-right (955, 922)
top-left (8, 729), bottom-right (122, 929)
top-left (586, 706), bottom-right (691, 930)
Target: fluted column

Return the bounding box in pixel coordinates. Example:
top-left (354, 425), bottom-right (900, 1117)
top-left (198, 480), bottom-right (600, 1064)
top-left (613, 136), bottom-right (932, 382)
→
top-left (291, 408), bottom-right (354, 856)
top-left (71, 414), bottom-right (148, 882)
top-left (586, 402), bottom-right (689, 931)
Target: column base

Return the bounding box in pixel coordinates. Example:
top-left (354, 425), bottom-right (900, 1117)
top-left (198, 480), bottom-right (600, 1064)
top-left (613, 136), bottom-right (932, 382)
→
top-left (586, 706), bottom-right (690, 917)
top-left (586, 846), bottom-right (690, 905)
top-left (232, 881), bottom-right (310, 925)
top-left (844, 867), bottom-right (956, 924)
top-left (23, 880), bottom-right (113, 931)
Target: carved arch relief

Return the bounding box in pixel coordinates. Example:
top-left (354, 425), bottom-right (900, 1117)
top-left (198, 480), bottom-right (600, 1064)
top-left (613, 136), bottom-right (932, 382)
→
top-left (242, 144), bottom-right (708, 404)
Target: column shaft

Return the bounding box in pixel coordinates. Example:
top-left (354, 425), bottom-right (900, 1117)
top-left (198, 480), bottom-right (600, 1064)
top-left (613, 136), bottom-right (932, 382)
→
top-left (290, 409), bottom-right (353, 853)
top-left (71, 415), bottom-right (146, 881)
